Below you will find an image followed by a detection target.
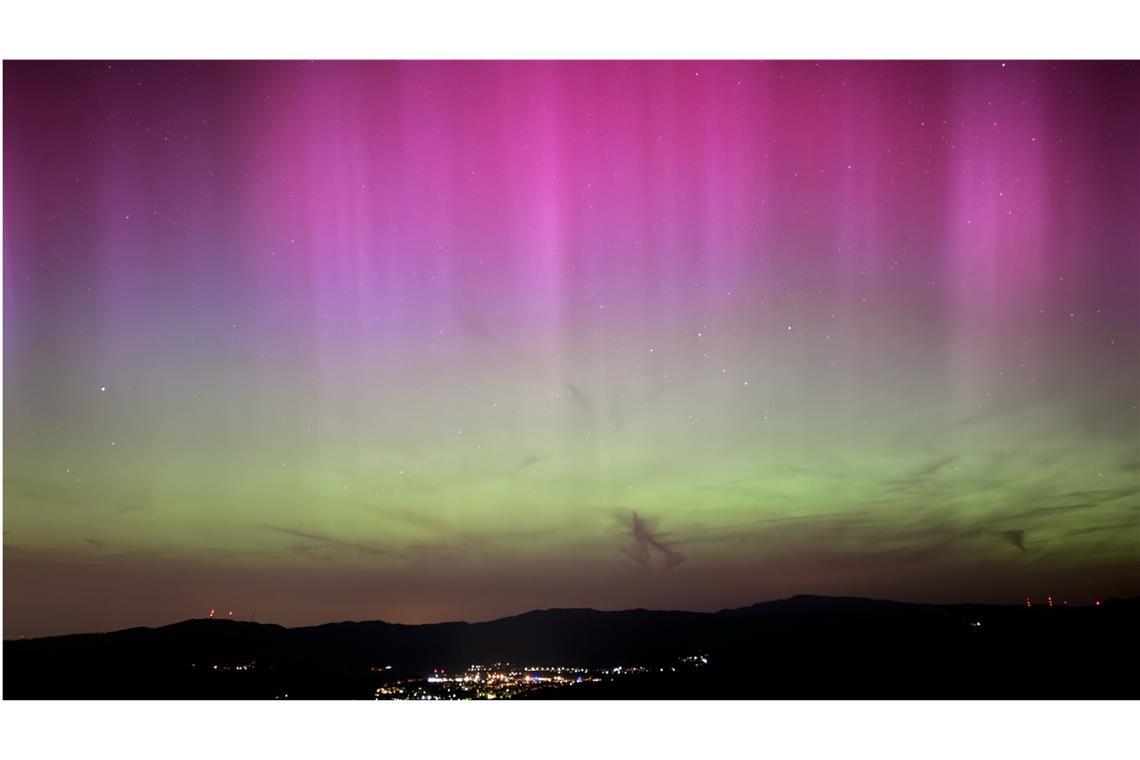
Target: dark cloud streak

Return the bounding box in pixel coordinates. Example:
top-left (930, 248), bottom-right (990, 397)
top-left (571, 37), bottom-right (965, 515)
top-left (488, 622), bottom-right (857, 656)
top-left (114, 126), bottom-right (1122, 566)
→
top-left (621, 511), bottom-right (685, 570)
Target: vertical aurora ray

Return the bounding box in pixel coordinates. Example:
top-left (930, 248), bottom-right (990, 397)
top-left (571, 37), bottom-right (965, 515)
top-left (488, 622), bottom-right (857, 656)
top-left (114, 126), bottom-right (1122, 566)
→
top-left (4, 61), bottom-right (1138, 636)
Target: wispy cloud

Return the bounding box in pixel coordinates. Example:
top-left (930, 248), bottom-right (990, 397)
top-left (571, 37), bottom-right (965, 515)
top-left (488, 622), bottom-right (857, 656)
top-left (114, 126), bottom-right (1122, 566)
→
top-left (261, 525), bottom-right (392, 560)
top-left (620, 511), bottom-right (685, 570)
top-left (1002, 529), bottom-right (1026, 552)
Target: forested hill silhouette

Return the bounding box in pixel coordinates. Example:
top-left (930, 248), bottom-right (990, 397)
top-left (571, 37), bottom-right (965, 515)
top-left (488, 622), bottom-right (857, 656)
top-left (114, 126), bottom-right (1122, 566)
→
top-left (6, 595), bottom-right (1139, 699)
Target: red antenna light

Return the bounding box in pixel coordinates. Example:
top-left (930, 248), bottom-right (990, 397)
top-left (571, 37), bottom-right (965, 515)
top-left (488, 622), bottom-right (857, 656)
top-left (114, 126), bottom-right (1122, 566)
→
top-left (227, 610), bottom-right (233, 617)
top-left (1025, 597), bottom-right (1032, 608)
top-left (1047, 596), bottom-right (1054, 607)
top-left (1095, 600), bottom-right (1101, 607)
top-left (208, 608), bottom-right (215, 618)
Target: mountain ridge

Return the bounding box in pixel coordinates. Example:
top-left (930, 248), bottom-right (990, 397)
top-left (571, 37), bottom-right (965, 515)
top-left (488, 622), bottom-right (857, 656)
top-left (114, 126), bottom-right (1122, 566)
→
top-left (7, 593), bottom-right (1138, 698)
top-left (14, 592), bottom-right (1114, 642)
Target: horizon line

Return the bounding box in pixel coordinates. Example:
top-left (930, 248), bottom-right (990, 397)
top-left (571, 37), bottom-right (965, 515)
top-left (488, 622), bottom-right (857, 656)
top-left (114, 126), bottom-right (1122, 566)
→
top-left (9, 591), bottom-right (1132, 642)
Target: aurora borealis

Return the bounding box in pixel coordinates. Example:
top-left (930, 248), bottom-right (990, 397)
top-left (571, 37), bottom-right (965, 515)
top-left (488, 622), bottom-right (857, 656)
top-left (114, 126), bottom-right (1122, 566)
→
top-left (4, 60), bottom-right (1138, 637)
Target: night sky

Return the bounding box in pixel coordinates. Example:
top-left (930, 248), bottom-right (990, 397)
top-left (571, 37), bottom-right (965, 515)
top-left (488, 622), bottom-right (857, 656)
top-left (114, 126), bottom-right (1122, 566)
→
top-left (4, 61), bottom-right (1138, 638)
